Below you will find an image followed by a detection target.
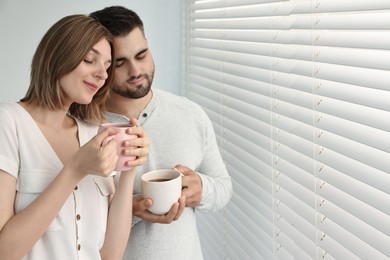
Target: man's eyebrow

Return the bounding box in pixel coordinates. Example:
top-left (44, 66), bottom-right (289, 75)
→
top-left (136, 48), bottom-right (149, 56)
top-left (115, 48), bottom-right (149, 62)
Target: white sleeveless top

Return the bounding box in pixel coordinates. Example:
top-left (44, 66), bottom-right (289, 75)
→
top-left (0, 102), bottom-right (114, 260)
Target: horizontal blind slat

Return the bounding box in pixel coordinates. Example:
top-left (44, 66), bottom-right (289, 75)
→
top-left (318, 203), bottom-right (390, 258)
top-left (318, 184), bottom-right (390, 237)
top-left (316, 148), bottom-right (390, 194)
top-left (319, 166), bottom-right (390, 216)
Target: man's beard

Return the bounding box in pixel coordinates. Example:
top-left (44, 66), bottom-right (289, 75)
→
top-left (111, 70), bottom-right (154, 99)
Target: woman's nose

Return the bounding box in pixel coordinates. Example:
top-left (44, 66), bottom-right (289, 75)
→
top-left (95, 64), bottom-right (108, 80)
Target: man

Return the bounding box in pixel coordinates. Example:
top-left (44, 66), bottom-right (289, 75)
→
top-left (90, 6), bottom-right (233, 259)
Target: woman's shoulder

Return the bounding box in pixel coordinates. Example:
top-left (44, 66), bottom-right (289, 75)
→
top-left (0, 101), bottom-right (25, 120)
top-left (0, 101), bottom-right (20, 110)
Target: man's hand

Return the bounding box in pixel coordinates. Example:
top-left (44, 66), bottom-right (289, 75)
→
top-left (133, 194), bottom-right (186, 224)
top-left (175, 165), bottom-right (202, 208)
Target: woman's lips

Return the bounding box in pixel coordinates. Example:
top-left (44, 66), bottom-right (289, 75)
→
top-left (84, 81), bottom-right (99, 91)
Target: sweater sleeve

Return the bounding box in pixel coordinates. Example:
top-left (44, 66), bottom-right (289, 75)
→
top-left (195, 109), bottom-right (233, 212)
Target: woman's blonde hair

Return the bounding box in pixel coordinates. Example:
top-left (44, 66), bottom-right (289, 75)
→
top-left (21, 14), bottom-right (115, 124)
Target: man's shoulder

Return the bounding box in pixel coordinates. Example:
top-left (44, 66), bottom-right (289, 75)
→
top-left (155, 89), bottom-right (201, 110)
top-left (155, 88), bottom-right (186, 101)
top-left (154, 89), bottom-right (211, 125)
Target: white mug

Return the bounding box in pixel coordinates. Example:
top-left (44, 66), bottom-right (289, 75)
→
top-left (141, 169), bottom-right (182, 214)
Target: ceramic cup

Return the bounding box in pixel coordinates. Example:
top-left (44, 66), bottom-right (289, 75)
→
top-left (141, 169), bottom-right (182, 215)
top-left (98, 123), bottom-right (137, 171)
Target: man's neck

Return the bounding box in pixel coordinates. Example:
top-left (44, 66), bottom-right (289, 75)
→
top-left (106, 90), bottom-right (153, 119)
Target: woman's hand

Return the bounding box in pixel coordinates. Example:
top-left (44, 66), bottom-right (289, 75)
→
top-left (67, 127), bottom-right (119, 178)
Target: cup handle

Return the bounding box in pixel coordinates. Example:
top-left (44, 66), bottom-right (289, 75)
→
top-left (173, 167), bottom-right (185, 177)
top-left (102, 135), bottom-right (115, 146)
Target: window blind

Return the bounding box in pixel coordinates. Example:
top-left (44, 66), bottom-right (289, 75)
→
top-left (182, 0), bottom-right (390, 259)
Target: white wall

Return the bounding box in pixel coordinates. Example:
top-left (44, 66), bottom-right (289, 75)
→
top-left (0, 0), bottom-right (181, 102)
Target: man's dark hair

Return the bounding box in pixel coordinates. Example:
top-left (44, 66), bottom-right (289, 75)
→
top-left (90, 6), bottom-right (145, 37)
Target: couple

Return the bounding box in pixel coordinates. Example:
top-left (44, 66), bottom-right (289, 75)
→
top-left (0, 5), bottom-right (232, 260)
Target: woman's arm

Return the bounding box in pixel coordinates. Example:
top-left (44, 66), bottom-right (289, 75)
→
top-left (100, 168), bottom-right (136, 260)
top-left (100, 121), bottom-right (149, 260)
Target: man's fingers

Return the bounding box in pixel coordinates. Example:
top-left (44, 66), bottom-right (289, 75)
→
top-left (174, 196), bottom-right (186, 221)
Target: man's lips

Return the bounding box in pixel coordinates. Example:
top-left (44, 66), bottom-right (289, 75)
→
top-left (127, 77), bottom-right (144, 86)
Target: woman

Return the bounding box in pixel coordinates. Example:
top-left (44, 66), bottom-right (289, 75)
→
top-left (0, 15), bottom-right (148, 259)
